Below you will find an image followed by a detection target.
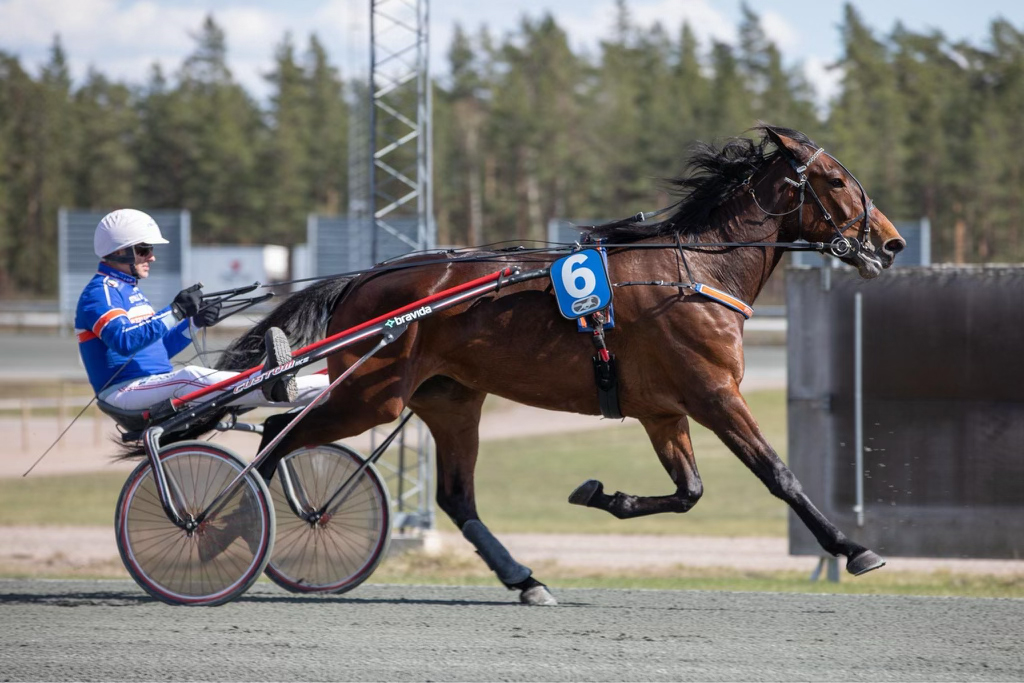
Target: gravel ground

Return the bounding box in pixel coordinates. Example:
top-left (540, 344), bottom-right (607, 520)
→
top-left (2, 581), bottom-right (1023, 682)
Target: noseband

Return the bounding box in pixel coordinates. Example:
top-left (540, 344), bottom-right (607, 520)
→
top-left (748, 147), bottom-right (874, 259)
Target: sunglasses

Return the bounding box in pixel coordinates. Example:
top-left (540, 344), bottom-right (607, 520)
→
top-left (133, 244), bottom-right (154, 258)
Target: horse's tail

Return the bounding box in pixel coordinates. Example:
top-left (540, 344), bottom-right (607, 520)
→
top-left (113, 275), bottom-right (356, 460)
top-left (215, 275), bottom-right (356, 372)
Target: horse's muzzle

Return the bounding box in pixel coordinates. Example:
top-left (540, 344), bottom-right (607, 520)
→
top-left (851, 235), bottom-right (906, 276)
top-left (881, 237), bottom-right (906, 267)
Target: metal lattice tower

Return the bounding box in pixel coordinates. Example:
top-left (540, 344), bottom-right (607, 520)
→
top-left (370, 0), bottom-right (433, 260)
top-left (367, 0), bottom-right (435, 531)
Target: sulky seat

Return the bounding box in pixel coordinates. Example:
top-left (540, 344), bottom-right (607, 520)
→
top-left (95, 399), bottom-right (150, 433)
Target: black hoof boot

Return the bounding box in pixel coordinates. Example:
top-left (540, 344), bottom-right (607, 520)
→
top-left (263, 327), bottom-right (298, 402)
top-left (568, 479), bottom-right (604, 507)
top-left (847, 549), bottom-right (886, 576)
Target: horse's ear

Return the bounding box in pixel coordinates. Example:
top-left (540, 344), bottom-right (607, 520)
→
top-left (764, 127), bottom-right (809, 163)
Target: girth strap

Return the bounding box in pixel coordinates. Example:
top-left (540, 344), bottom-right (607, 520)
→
top-left (588, 310), bottom-right (623, 419)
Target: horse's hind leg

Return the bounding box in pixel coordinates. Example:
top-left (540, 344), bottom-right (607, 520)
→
top-left (695, 384), bottom-right (884, 576)
top-left (254, 393), bottom-right (405, 482)
top-left (408, 377), bottom-right (557, 606)
top-left (569, 415), bottom-right (704, 518)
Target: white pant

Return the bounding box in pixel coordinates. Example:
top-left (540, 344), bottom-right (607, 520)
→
top-left (98, 365), bottom-right (331, 412)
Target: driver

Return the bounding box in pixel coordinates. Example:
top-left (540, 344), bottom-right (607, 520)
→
top-left (75, 208), bottom-right (328, 411)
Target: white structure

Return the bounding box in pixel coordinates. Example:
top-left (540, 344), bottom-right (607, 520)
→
top-left (190, 245), bottom-right (288, 294)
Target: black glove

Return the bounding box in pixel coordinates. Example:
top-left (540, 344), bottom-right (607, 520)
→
top-left (171, 283), bottom-right (203, 320)
top-left (194, 300), bottom-right (221, 328)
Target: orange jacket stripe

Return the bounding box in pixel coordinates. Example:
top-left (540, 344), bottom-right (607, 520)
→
top-left (92, 308), bottom-right (128, 337)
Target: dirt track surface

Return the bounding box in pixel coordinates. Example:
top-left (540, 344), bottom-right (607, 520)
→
top-left (2, 580), bottom-right (1022, 682)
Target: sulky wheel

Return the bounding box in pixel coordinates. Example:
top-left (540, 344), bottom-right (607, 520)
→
top-left (264, 443), bottom-right (392, 594)
top-left (114, 441), bottom-right (275, 606)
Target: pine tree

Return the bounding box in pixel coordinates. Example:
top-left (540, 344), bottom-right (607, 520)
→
top-left (487, 14), bottom-right (586, 240)
top-left (5, 5), bottom-right (1024, 296)
top-left (634, 24), bottom-right (679, 193)
top-left (261, 33), bottom-right (311, 245)
top-left (591, 6), bottom-right (650, 212)
top-left (984, 20), bottom-right (1024, 260)
top-left (441, 24), bottom-right (487, 245)
top-left (175, 15), bottom-right (263, 244)
top-left (670, 23), bottom-right (712, 158)
top-left (16, 37), bottom-right (76, 294)
top-left (134, 64), bottom-right (188, 210)
top-left (707, 41), bottom-right (753, 140)
top-left (738, 4), bottom-right (818, 132)
top-left (891, 26), bottom-right (957, 259)
top-left (827, 4), bottom-right (909, 218)
top-left (0, 52), bottom-right (36, 293)
top-left (72, 69), bottom-right (138, 208)
top-left (304, 35), bottom-right (348, 218)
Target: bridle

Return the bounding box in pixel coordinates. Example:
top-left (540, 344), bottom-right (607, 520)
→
top-left (747, 146), bottom-right (875, 260)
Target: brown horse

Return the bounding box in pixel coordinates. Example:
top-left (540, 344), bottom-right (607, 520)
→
top-left (214, 125), bottom-right (905, 605)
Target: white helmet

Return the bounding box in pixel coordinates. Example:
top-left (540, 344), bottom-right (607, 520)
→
top-left (94, 209), bottom-right (169, 259)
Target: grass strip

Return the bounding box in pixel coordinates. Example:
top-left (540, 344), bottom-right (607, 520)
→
top-left (2, 390), bottom-right (790, 536)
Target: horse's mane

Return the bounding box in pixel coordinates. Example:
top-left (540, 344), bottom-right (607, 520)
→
top-left (585, 125), bottom-right (816, 244)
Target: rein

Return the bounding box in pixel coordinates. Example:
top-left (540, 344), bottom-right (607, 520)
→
top-left (262, 144), bottom-right (872, 292)
top-left (266, 238), bottom-right (831, 291)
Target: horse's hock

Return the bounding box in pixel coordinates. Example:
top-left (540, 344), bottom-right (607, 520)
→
top-left (786, 265), bottom-right (1024, 561)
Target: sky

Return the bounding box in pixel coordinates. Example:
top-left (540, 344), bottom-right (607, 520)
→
top-left (1, 0), bottom-right (1023, 108)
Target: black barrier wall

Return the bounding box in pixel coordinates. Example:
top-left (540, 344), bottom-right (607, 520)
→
top-left (787, 265), bottom-right (1024, 559)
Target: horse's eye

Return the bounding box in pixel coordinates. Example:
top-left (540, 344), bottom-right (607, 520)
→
top-left (829, 178), bottom-right (845, 188)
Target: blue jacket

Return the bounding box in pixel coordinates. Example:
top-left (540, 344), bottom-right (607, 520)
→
top-left (75, 263), bottom-right (192, 394)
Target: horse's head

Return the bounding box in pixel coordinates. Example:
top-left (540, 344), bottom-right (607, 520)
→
top-left (764, 127), bottom-right (905, 279)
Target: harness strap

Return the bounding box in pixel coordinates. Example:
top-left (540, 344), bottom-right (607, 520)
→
top-left (588, 310), bottom-right (623, 420)
top-left (612, 280), bottom-right (754, 319)
top-left (674, 232), bottom-right (696, 286)
top-left (692, 284), bottom-right (753, 319)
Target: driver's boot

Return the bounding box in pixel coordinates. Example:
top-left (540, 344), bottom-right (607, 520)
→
top-left (262, 327), bottom-right (299, 402)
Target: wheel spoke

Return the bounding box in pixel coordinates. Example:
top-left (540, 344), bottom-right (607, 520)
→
top-left (266, 445), bottom-right (390, 593)
top-left (115, 443), bottom-right (274, 606)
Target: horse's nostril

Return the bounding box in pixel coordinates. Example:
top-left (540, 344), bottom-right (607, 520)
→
top-left (885, 238), bottom-right (906, 254)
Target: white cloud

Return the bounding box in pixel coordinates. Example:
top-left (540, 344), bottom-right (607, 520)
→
top-left (628, 0), bottom-right (735, 43)
top-left (760, 11), bottom-right (798, 52)
top-left (0, 0), bottom-right (200, 83)
top-left (0, 0), bottom-right (355, 96)
top-left (802, 54), bottom-right (843, 113)
top-left (0, 0), bottom-right (103, 46)
top-left (427, 0), bottom-right (737, 68)
top-left (546, 0), bottom-right (735, 57)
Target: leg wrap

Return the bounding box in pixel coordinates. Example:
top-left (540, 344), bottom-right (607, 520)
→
top-left (461, 520), bottom-right (532, 586)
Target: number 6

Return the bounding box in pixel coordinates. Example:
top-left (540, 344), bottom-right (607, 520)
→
top-left (561, 253), bottom-right (596, 298)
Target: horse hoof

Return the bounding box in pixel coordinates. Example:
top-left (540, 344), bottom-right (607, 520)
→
top-left (847, 549), bottom-right (886, 576)
top-left (520, 584), bottom-right (558, 606)
top-left (568, 479), bottom-right (603, 506)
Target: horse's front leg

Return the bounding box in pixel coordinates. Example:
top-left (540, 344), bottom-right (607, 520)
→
top-left (569, 415), bottom-right (704, 518)
top-left (409, 378), bottom-right (557, 606)
top-left (694, 382), bottom-right (885, 576)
